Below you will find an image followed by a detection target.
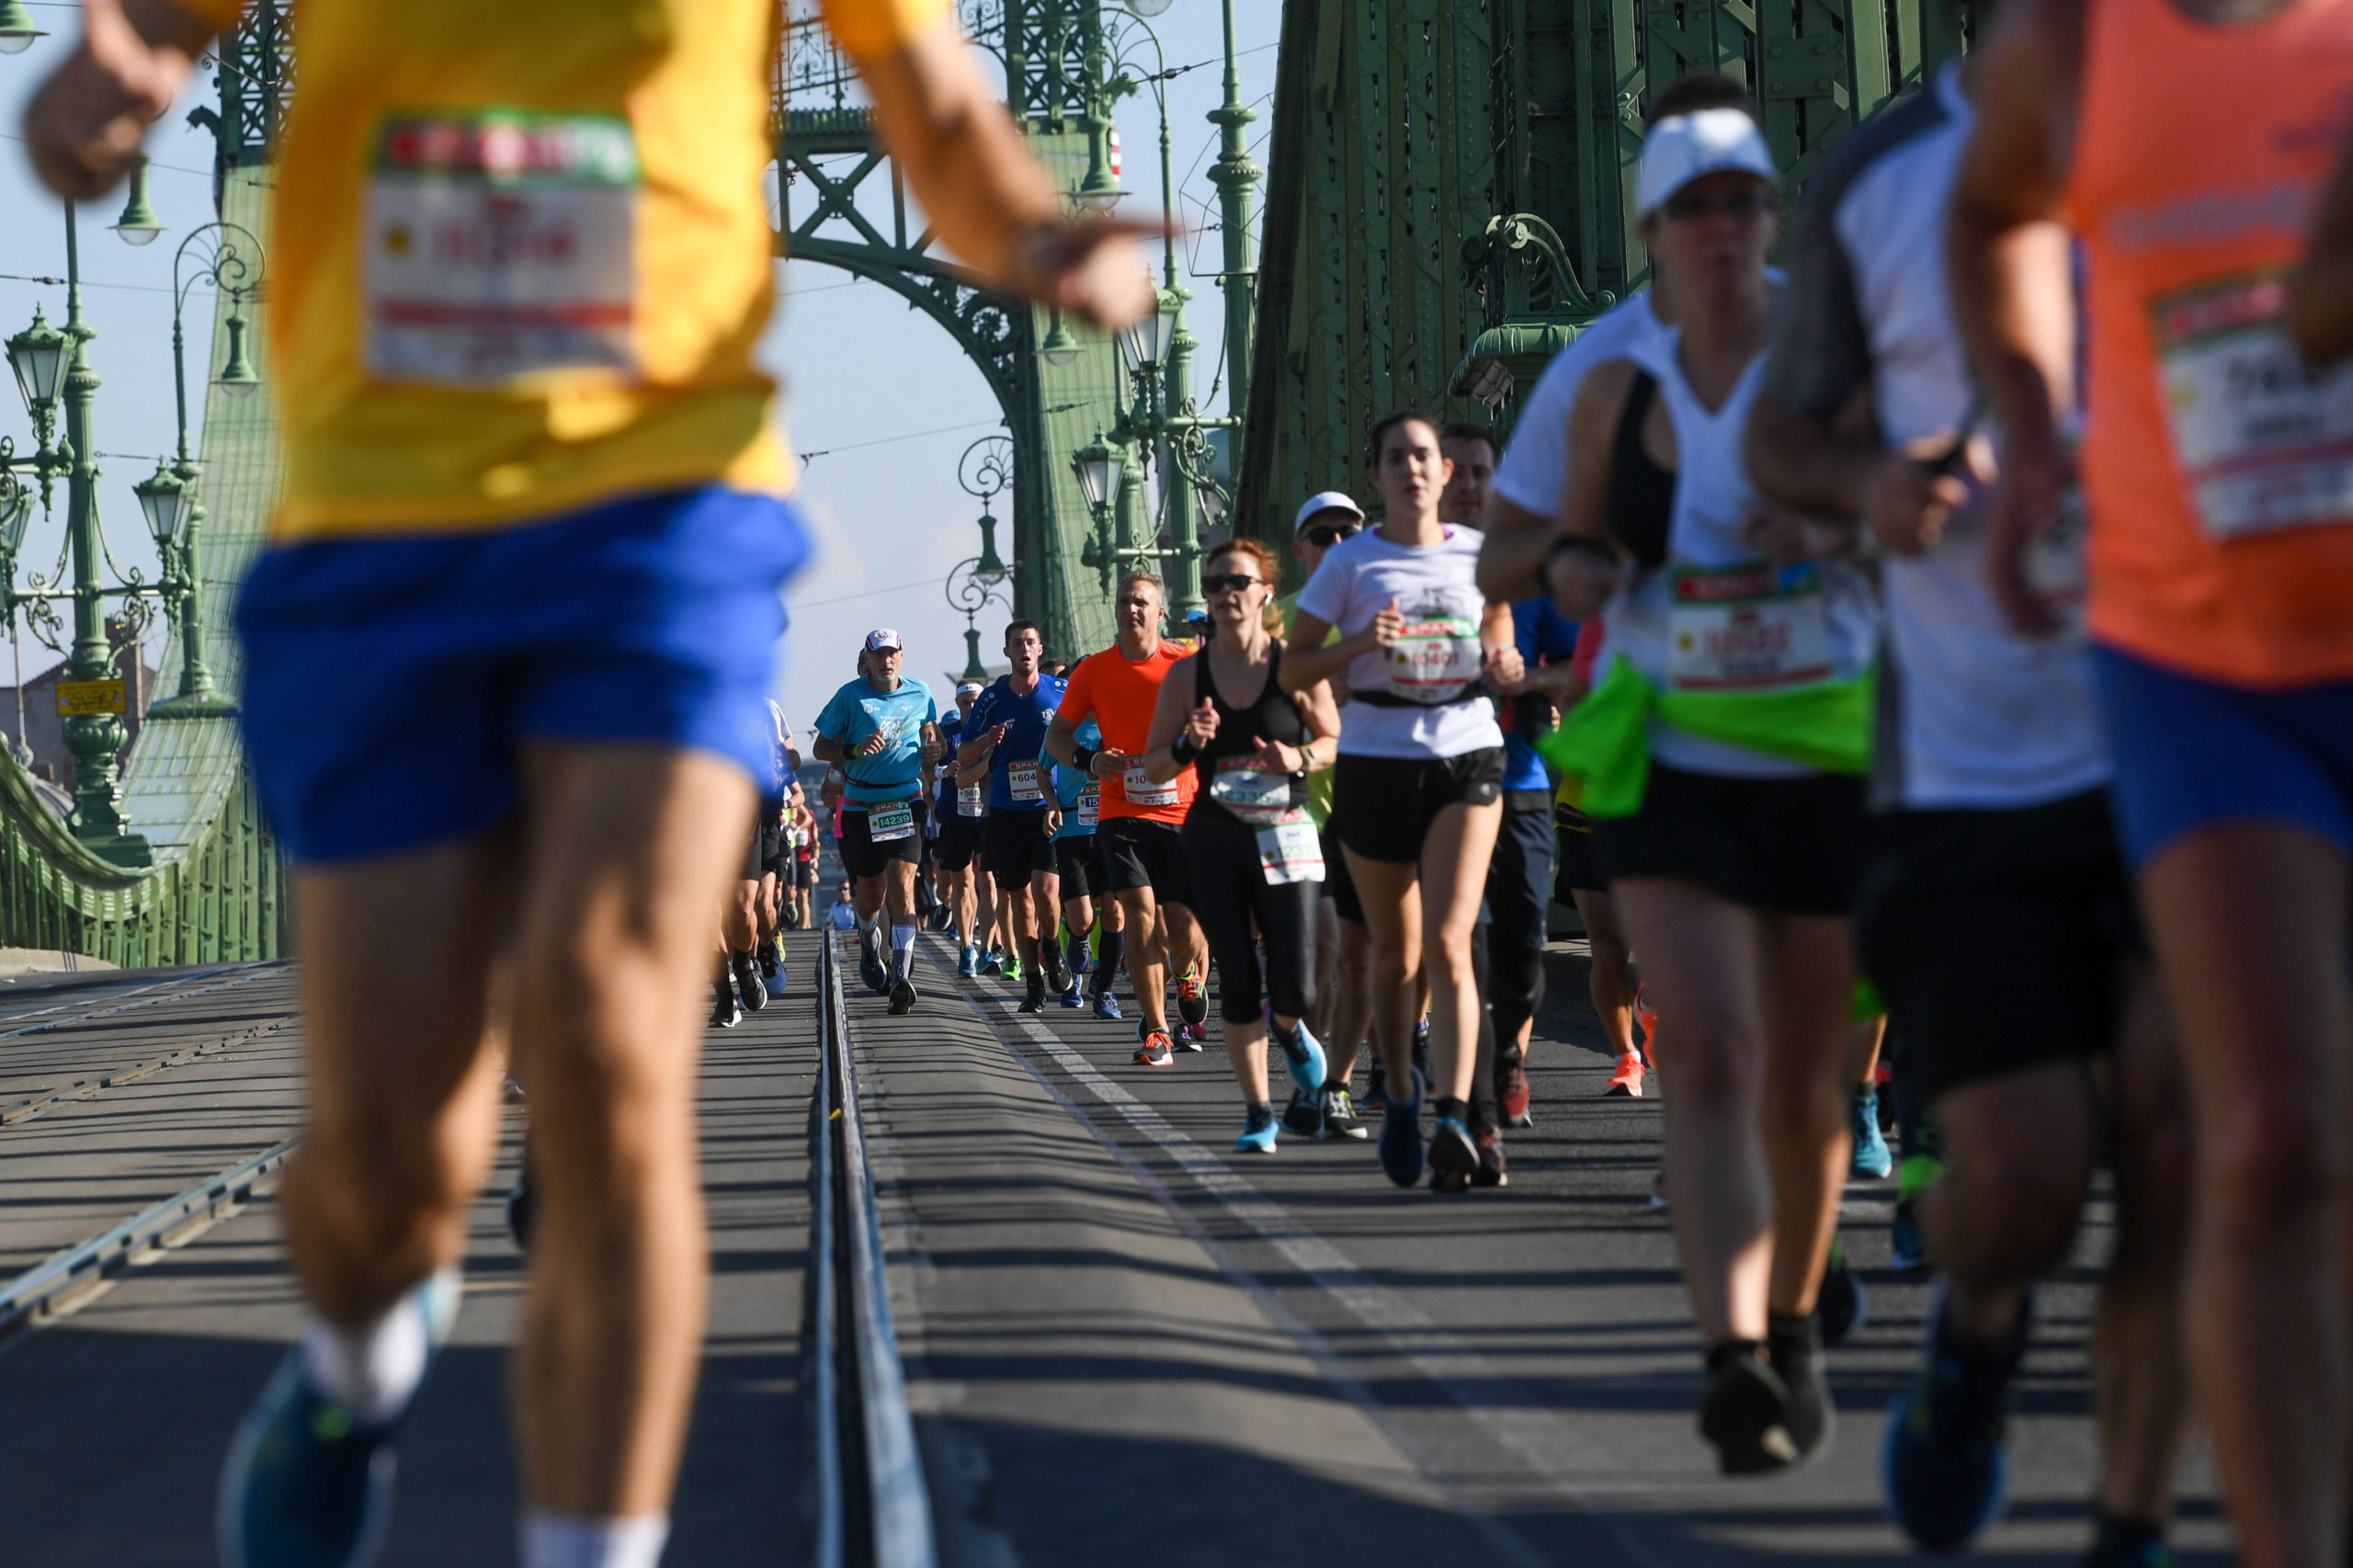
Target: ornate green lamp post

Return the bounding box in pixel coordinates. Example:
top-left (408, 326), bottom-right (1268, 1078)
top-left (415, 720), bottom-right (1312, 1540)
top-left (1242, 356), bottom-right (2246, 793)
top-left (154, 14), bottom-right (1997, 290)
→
top-left (949, 436), bottom-right (1016, 680)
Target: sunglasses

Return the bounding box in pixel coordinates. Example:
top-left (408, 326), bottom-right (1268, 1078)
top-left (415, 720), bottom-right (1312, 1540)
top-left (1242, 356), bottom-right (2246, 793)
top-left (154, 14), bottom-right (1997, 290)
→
top-left (1661, 187), bottom-right (1779, 224)
top-left (1201, 573), bottom-right (1263, 596)
top-left (1302, 524), bottom-right (1358, 547)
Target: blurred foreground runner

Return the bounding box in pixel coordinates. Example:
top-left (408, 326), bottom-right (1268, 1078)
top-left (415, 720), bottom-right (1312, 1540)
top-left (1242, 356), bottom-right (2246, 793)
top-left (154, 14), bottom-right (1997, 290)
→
top-left (24, 3), bottom-right (1154, 1564)
top-left (1950, 0), bottom-right (2353, 1562)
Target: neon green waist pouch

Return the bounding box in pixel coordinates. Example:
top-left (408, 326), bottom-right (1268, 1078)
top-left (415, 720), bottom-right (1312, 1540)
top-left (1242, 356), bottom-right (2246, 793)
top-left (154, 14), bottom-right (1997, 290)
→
top-left (1535, 653), bottom-right (1875, 820)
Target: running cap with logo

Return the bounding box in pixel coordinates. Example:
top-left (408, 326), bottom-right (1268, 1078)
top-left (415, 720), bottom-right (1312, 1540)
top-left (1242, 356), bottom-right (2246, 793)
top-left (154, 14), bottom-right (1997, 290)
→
top-left (1293, 491), bottom-right (1367, 532)
top-left (864, 628), bottom-right (904, 653)
top-left (956, 678), bottom-right (985, 695)
top-left (1637, 108), bottom-right (1778, 217)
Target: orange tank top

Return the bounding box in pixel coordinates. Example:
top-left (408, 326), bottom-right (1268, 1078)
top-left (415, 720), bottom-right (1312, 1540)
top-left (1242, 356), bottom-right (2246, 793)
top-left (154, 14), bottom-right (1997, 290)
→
top-left (2067, 0), bottom-right (2353, 687)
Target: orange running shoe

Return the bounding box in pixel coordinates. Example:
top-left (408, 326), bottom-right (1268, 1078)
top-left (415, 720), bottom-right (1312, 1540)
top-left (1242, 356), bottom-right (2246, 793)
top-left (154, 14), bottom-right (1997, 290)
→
top-left (1634, 983), bottom-right (1659, 1049)
top-left (1134, 1031), bottom-right (1175, 1068)
top-left (1605, 1053), bottom-right (1646, 1098)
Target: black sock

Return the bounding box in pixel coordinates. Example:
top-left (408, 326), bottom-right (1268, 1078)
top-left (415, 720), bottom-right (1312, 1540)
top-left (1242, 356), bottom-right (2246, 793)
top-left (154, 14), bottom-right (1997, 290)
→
top-left (1434, 1095), bottom-right (1468, 1126)
top-left (1705, 1337), bottom-right (1767, 1374)
top-left (1097, 929), bottom-right (1125, 988)
top-left (1767, 1310), bottom-right (1820, 1364)
top-left (2089, 1512), bottom-right (2166, 1566)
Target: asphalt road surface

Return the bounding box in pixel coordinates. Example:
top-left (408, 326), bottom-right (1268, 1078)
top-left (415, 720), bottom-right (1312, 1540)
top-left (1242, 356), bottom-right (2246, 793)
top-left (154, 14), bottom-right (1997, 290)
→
top-left (0, 931), bottom-right (2227, 1566)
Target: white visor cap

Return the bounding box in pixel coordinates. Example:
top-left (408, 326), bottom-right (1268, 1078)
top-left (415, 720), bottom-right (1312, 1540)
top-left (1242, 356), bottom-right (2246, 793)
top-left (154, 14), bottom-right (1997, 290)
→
top-left (1292, 491), bottom-right (1366, 533)
top-left (1636, 108), bottom-right (1778, 219)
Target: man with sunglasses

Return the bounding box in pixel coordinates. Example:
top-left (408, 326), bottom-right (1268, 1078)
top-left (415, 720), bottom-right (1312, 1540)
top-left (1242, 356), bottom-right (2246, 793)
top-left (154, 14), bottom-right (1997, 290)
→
top-left (1280, 494), bottom-right (1374, 1138)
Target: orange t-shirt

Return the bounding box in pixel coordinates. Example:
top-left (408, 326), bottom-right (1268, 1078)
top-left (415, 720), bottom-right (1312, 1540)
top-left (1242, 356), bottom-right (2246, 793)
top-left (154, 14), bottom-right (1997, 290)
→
top-left (2066, 0), bottom-right (2353, 687)
top-left (1056, 641), bottom-right (1198, 824)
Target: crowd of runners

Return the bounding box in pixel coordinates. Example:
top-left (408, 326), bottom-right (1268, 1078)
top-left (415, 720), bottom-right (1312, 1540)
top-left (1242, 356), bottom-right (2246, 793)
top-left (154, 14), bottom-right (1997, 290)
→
top-left (22, 0), bottom-right (2353, 1562)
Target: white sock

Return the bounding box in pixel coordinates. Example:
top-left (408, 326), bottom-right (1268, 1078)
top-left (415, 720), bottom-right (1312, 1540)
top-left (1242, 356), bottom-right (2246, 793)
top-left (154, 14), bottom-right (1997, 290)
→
top-left (298, 1268), bottom-right (457, 1425)
top-left (519, 1510), bottom-right (670, 1568)
top-left (891, 923), bottom-right (916, 954)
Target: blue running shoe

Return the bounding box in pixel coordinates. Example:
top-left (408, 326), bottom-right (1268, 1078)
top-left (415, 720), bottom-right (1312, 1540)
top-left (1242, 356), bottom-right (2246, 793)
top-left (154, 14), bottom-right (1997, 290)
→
top-left (1378, 1068), bottom-right (1426, 1187)
top-left (219, 1271), bottom-right (461, 1568)
top-left (981, 946), bottom-right (1004, 976)
top-left (1233, 1103), bottom-right (1279, 1154)
top-left (1268, 1014), bottom-right (1326, 1096)
top-left (1060, 980), bottom-right (1085, 1008)
top-left (1882, 1290), bottom-right (2028, 1553)
top-left (1427, 1114), bottom-right (1479, 1194)
top-left (858, 926), bottom-right (887, 994)
top-left (1093, 989), bottom-right (1122, 1021)
top-left (1852, 1088), bottom-right (1893, 1179)
top-left (956, 944), bottom-right (977, 978)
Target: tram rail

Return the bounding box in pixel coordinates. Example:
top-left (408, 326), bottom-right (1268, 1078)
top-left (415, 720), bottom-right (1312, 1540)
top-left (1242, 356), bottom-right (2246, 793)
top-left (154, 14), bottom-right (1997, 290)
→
top-left (2, 1014), bottom-right (297, 1126)
top-left (812, 930), bottom-right (937, 1568)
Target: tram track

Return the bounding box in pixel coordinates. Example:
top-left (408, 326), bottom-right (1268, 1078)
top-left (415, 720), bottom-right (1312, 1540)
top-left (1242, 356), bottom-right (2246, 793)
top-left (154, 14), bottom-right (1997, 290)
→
top-left (0, 1014), bottom-right (298, 1127)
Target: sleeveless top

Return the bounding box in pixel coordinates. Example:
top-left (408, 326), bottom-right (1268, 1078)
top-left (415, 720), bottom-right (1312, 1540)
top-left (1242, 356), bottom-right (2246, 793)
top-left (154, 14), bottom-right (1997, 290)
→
top-left (2066, 0), bottom-right (2353, 687)
top-left (1189, 641), bottom-right (1312, 825)
top-left (1607, 370), bottom-right (1677, 571)
top-left (1597, 334), bottom-right (1881, 778)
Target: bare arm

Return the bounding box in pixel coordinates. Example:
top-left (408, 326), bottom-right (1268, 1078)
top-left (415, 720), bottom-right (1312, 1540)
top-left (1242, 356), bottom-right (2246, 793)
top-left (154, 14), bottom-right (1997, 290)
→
top-left (1539, 363), bottom-right (1638, 620)
top-left (811, 733), bottom-right (850, 766)
top-left (1948, 0), bottom-right (2086, 635)
top-left (2290, 127), bottom-right (2353, 363)
top-left (1140, 654), bottom-right (1204, 784)
top-left (1296, 680), bottom-right (1342, 771)
top-left (25, 0), bottom-right (219, 199)
top-left (1042, 710), bottom-right (1082, 768)
top-left (1476, 494), bottom-right (1560, 604)
top-left (850, 18), bottom-right (1156, 327)
top-left (955, 724), bottom-right (1002, 767)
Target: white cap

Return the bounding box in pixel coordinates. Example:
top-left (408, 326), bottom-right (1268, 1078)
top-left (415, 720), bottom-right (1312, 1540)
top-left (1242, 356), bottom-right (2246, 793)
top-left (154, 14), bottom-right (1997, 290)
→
top-left (955, 678), bottom-right (984, 695)
top-left (1292, 491), bottom-right (1365, 532)
top-left (863, 628), bottom-right (903, 653)
top-left (1636, 108), bottom-right (1777, 218)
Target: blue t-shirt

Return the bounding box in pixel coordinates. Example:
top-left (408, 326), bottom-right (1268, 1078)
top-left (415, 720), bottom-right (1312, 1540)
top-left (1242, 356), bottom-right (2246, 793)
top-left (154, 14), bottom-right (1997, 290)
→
top-left (1503, 598), bottom-right (1582, 792)
top-left (965, 672), bottom-right (1069, 812)
top-left (932, 710), bottom-right (966, 809)
top-left (815, 676), bottom-right (938, 806)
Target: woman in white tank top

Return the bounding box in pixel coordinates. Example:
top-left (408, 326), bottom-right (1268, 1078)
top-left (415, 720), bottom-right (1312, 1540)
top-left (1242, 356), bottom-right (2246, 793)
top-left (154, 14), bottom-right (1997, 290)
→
top-left (1542, 101), bottom-right (1881, 1477)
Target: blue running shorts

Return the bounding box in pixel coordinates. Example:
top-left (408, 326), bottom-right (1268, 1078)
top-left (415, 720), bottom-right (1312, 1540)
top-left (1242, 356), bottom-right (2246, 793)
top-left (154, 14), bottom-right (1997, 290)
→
top-left (2093, 643), bottom-right (2353, 869)
top-left (237, 486), bottom-right (808, 863)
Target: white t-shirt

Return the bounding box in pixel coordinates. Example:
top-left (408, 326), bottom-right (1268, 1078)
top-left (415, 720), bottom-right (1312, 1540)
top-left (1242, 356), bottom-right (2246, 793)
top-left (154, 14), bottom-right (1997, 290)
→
top-left (1294, 527), bottom-right (1506, 760)
top-left (1492, 293), bottom-right (1666, 518)
top-left (1758, 62), bottom-right (2106, 810)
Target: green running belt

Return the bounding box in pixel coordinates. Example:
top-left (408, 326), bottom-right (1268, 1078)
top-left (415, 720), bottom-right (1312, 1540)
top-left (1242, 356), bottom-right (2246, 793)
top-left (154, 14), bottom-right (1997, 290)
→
top-left (1536, 653), bottom-right (1876, 819)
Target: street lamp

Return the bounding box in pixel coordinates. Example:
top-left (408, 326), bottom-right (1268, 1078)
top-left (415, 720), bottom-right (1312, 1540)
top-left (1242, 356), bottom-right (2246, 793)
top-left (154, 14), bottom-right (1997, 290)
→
top-left (0, 0), bottom-right (45, 53)
top-left (951, 435), bottom-right (1018, 682)
top-left (1072, 437), bottom-right (1122, 516)
top-left (7, 307), bottom-right (67, 427)
top-left (111, 155), bottom-right (164, 247)
top-left (131, 461), bottom-right (192, 549)
top-left (1039, 312), bottom-right (1082, 368)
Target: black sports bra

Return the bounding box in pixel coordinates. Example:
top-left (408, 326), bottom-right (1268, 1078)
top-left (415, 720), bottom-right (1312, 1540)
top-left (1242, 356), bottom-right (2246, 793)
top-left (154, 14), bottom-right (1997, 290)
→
top-left (1607, 369), bottom-right (1676, 573)
top-left (1189, 642), bottom-right (1309, 819)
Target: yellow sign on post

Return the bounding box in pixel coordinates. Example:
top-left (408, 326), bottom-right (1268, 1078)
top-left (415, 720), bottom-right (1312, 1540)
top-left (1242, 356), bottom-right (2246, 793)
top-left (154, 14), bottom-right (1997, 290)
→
top-left (55, 679), bottom-right (127, 717)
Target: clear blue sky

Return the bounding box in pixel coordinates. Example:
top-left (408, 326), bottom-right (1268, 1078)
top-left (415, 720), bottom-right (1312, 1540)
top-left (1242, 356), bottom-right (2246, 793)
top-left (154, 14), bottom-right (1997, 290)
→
top-left (0, 3), bottom-right (1281, 733)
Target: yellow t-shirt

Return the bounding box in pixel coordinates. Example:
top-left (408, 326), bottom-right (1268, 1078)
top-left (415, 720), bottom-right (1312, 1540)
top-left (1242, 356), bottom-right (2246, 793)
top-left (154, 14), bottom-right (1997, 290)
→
top-left (172, 0), bottom-right (948, 540)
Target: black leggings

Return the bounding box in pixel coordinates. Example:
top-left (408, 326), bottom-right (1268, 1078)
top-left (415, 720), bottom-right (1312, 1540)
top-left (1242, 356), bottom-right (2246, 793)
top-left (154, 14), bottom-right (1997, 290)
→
top-left (1181, 810), bottom-right (1321, 1026)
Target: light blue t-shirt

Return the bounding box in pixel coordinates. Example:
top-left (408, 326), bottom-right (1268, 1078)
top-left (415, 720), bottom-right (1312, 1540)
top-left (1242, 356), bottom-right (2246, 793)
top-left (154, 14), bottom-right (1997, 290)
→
top-left (815, 676), bottom-right (938, 806)
top-left (1051, 720), bottom-right (1102, 842)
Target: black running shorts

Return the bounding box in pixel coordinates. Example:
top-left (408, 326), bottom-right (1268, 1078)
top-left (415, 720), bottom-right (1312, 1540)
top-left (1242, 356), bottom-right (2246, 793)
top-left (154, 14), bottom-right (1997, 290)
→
top-left (1856, 788), bottom-right (2139, 1101)
top-left (1554, 804), bottom-right (1606, 895)
top-left (1097, 816), bottom-right (1191, 904)
top-left (1592, 762), bottom-right (1866, 915)
top-left (839, 798), bottom-right (926, 881)
top-left (1331, 747), bottom-right (1506, 864)
top-left (982, 808), bottom-right (1057, 892)
top-left (934, 810), bottom-right (982, 871)
top-left (1318, 826), bottom-right (1363, 924)
top-left (1054, 835), bottom-right (1100, 903)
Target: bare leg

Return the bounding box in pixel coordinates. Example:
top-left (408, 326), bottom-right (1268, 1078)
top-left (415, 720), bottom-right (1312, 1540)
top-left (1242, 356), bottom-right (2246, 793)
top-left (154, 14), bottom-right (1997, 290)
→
top-left (2142, 824), bottom-right (2350, 1568)
top-left (1345, 852), bottom-right (1425, 1096)
top-left (1415, 801), bottom-right (1504, 1105)
top-left (1118, 885), bottom-right (1168, 1034)
top-left (1927, 1061), bottom-right (2100, 1340)
top-left (1327, 915), bottom-right (1374, 1084)
top-left (1224, 1016), bottom-right (1270, 1102)
top-left (1310, 893), bottom-right (1340, 1043)
top-left (1614, 879), bottom-right (1770, 1344)
top-left (1757, 914), bottom-right (1858, 1317)
top-left (1574, 887), bottom-right (1638, 1062)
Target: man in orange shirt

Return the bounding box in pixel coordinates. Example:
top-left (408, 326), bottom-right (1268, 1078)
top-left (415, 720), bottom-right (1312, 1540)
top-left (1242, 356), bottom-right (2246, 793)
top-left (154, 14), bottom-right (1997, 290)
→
top-left (1047, 568), bottom-right (1212, 1067)
top-left (1952, 2), bottom-right (2353, 1565)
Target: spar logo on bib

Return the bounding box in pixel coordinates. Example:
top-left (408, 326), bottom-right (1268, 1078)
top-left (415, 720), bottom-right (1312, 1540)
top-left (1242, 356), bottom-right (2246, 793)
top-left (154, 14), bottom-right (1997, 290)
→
top-left (1666, 562), bottom-right (1833, 691)
top-left (1384, 593), bottom-right (1484, 704)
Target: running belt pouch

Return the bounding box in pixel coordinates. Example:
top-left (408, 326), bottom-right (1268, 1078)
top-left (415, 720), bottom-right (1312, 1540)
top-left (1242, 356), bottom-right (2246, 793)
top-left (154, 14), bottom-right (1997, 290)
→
top-left (1536, 653), bottom-right (1875, 818)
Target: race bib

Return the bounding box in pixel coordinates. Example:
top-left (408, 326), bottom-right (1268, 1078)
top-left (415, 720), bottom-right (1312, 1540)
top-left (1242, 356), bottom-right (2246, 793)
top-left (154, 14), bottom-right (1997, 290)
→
top-left (867, 801), bottom-right (915, 843)
top-left (1123, 758), bottom-right (1179, 809)
top-left (1008, 759), bottom-right (1043, 803)
top-left (1385, 599), bottom-right (1485, 704)
top-left (1210, 757), bottom-right (1298, 826)
top-left (366, 112), bottom-right (639, 384)
top-left (957, 781), bottom-right (984, 817)
top-left (1667, 562), bottom-right (1833, 691)
top-left (1077, 782), bottom-right (1100, 829)
top-left (2154, 270), bottom-right (2353, 541)
top-left (1256, 814), bottom-right (1325, 885)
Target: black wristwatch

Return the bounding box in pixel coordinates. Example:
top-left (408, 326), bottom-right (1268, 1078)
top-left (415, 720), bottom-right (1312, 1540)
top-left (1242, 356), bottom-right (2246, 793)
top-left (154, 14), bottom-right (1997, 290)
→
top-left (1169, 735), bottom-right (1198, 765)
top-left (1073, 744), bottom-right (1097, 774)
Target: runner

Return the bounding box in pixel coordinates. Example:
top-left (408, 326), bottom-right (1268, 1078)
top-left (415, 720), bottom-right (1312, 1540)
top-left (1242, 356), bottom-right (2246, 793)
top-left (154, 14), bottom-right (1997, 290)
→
top-left (1531, 94), bottom-right (1879, 1472)
top-left (960, 622), bottom-right (1069, 1012)
top-left (1046, 569), bottom-right (1211, 1067)
top-left (1134, 539), bottom-right (1342, 1149)
top-left (1284, 411), bottom-right (1520, 1193)
top-left (814, 631), bottom-right (942, 1016)
top-left (1051, 713), bottom-right (1122, 1014)
top-left (1283, 493), bottom-right (1371, 1139)
top-left (934, 679), bottom-right (990, 972)
top-left (1748, 39), bottom-right (2195, 1553)
top-left (28, 0), bottom-right (1157, 1561)
top-left (1446, 421), bottom-right (1582, 1142)
top-left (790, 794), bottom-right (820, 932)
top-left (1950, 4), bottom-right (2353, 1562)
